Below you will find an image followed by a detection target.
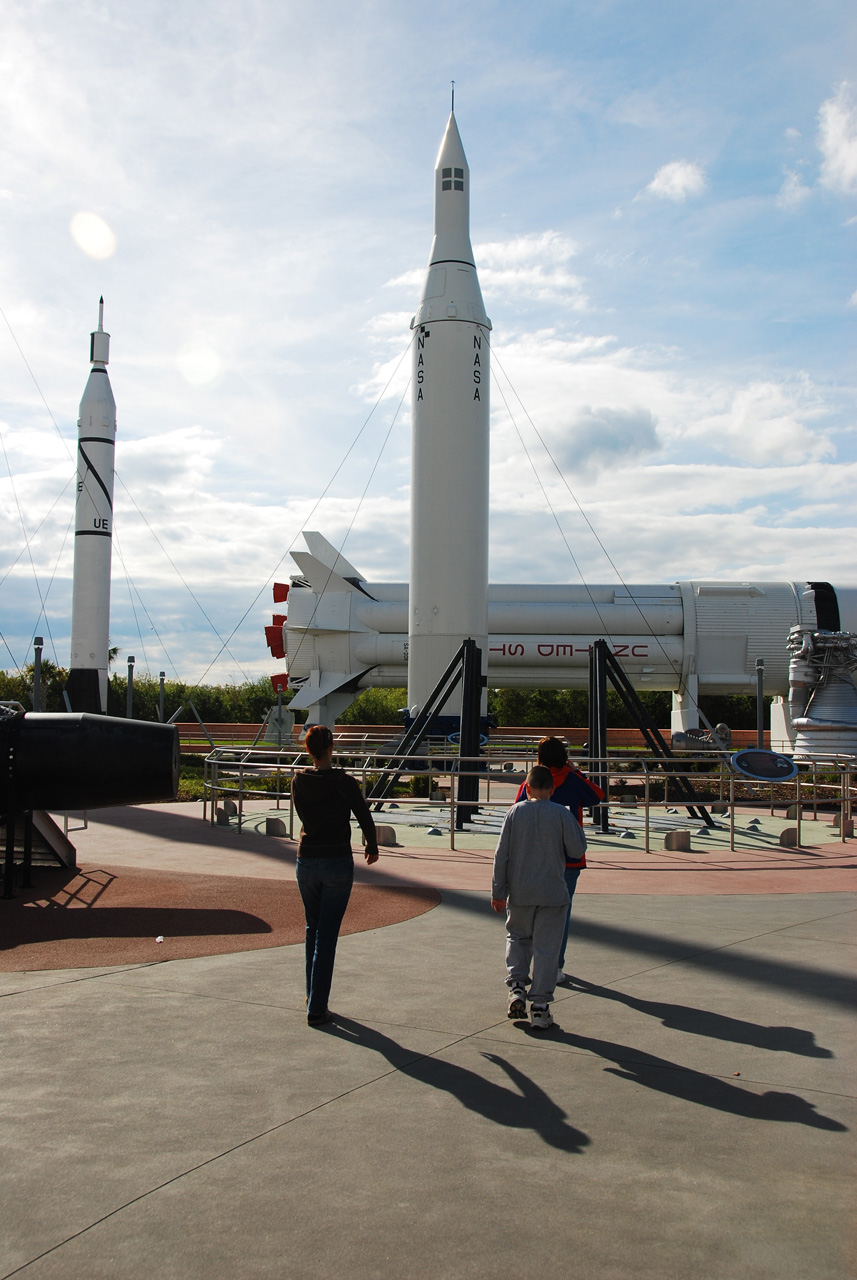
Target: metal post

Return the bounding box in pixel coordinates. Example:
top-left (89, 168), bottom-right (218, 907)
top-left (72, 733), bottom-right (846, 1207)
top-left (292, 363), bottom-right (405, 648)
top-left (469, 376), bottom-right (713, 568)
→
top-left (126, 656), bottom-right (135, 719)
top-left (729, 773), bottom-right (735, 852)
top-left (277, 687), bottom-right (283, 748)
top-left (644, 767), bottom-right (650, 853)
top-left (812, 763), bottom-right (818, 821)
top-left (159, 672), bottom-right (166, 723)
top-left (795, 772), bottom-right (802, 848)
top-left (32, 637), bottom-right (43, 712)
top-left (238, 764), bottom-right (244, 833)
top-left (755, 658), bottom-right (765, 749)
top-left (588, 641), bottom-right (609, 833)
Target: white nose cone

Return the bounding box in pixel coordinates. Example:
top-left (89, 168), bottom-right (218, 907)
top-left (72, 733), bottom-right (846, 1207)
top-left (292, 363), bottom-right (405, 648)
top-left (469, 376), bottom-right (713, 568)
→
top-left (415, 113), bottom-right (490, 329)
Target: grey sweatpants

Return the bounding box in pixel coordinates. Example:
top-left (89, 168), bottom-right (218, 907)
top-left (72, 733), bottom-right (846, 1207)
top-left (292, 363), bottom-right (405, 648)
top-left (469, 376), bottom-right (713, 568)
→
top-left (504, 903), bottom-right (567, 1005)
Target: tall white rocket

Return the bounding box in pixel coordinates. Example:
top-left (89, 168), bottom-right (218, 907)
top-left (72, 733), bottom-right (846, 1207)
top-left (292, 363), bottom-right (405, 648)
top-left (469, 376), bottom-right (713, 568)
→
top-left (67, 299), bottom-right (116, 714)
top-left (408, 112), bottom-right (491, 714)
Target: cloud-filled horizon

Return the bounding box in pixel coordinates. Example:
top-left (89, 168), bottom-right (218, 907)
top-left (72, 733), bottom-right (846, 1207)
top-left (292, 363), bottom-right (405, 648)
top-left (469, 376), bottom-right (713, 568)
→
top-left (1, 1), bottom-right (854, 685)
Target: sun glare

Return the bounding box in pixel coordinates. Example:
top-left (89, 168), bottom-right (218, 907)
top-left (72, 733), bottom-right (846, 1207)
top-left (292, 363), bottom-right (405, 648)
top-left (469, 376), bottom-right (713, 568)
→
top-left (70, 211), bottom-right (117, 259)
top-left (176, 344), bottom-right (223, 386)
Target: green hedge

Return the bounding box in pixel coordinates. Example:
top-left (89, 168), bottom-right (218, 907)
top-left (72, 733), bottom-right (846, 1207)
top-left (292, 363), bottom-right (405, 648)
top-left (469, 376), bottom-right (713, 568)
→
top-left (1, 665), bottom-right (770, 730)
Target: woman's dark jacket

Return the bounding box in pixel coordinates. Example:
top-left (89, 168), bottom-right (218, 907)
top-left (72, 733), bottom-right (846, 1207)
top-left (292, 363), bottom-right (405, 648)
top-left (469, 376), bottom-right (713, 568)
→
top-left (292, 768), bottom-right (379, 860)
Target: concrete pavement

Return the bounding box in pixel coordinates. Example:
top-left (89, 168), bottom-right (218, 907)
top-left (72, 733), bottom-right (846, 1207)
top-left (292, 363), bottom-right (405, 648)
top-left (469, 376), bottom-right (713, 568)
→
top-left (1, 803), bottom-right (855, 1278)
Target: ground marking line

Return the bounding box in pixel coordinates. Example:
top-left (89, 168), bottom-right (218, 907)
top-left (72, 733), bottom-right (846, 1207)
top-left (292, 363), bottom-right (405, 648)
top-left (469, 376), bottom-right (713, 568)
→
top-left (0, 1036), bottom-right (467, 1280)
top-left (0, 962), bottom-right (163, 1000)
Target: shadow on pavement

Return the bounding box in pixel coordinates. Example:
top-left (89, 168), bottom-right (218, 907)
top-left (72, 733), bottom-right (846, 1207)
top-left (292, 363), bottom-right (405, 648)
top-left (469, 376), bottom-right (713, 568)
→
top-left (327, 1015), bottom-right (591, 1154)
top-left (546, 1026), bottom-right (848, 1131)
top-left (0, 907), bottom-right (271, 948)
top-left (571, 978), bottom-right (835, 1057)
top-left (437, 888), bottom-right (857, 1013)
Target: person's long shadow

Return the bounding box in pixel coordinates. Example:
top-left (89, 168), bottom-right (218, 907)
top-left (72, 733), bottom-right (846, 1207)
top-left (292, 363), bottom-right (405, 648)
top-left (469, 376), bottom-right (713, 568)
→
top-left (548, 1026), bottom-right (847, 1131)
top-left (326, 1015), bottom-right (591, 1154)
top-left (570, 978), bottom-right (834, 1057)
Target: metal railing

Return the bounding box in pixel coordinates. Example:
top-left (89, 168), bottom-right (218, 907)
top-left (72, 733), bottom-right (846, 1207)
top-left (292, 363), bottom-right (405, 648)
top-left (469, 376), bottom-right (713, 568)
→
top-left (202, 745), bottom-right (855, 853)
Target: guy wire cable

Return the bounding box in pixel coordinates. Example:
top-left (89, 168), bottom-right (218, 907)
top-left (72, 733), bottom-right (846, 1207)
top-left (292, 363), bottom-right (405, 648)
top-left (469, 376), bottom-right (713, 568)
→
top-left (490, 341), bottom-right (718, 732)
top-left (115, 475), bottom-right (252, 682)
top-left (281, 372), bottom-right (413, 682)
top-left (192, 330), bottom-right (416, 688)
top-left (0, 427), bottom-right (60, 665)
top-left (112, 529), bottom-right (150, 673)
top-left (0, 478), bottom-right (73, 589)
top-left (26, 506), bottom-right (75, 660)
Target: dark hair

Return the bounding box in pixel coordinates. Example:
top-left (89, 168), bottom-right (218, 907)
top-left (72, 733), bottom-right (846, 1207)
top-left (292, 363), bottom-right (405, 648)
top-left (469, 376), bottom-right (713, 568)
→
top-left (527, 765), bottom-right (554, 792)
top-left (537, 736), bottom-right (567, 769)
top-left (305, 723), bottom-right (334, 760)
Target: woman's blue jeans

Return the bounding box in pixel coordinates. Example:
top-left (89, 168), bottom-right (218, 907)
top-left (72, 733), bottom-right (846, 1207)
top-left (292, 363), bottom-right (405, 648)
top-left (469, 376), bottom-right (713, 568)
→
top-left (557, 868), bottom-right (581, 973)
top-left (296, 856), bottom-right (354, 1017)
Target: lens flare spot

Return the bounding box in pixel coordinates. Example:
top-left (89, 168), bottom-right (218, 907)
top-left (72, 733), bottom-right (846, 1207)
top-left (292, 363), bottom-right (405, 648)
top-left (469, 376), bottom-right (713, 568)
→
top-left (70, 211), bottom-right (117, 259)
top-left (176, 344), bottom-right (222, 386)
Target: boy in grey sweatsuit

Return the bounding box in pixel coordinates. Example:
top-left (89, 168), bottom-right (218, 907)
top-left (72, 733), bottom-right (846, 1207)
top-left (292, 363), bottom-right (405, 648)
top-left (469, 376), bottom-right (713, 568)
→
top-left (492, 765), bottom-right (587, 1029)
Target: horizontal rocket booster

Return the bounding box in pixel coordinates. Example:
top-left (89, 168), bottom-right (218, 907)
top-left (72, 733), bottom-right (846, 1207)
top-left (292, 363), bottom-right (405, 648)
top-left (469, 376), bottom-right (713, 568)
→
top-left (280, 535), bottom-right (857, 710)
top-left (314, 598), bottom-right (685, 637)
top-left (349, 634), bottom-right (682, 668)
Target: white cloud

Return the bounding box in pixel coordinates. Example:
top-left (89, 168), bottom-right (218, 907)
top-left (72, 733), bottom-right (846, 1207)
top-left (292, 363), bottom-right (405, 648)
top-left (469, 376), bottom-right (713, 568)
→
top-left (643, 161), bottom-right (707, 202)
top-left (818, 82), bottom-right (857, 195)
top-left (175, 344), bottom-right (223, 387)
top-left (776, 169), bottom-right (811, 209)
top-left (848, 289), bottom-right (857, 307)
top-left (475, 232), bottom-right (586, 307)
top-left (680, 379), bottom-right (834, 466)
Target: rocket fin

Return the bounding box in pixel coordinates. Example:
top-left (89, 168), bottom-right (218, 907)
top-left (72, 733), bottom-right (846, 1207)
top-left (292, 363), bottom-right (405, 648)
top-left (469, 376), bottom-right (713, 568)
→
top-left (287, 667), bottom-right (373, 711)
top-left (290, 551), bottom-right (367, 597)
top-left (302, 532), bottom-right (364, 582)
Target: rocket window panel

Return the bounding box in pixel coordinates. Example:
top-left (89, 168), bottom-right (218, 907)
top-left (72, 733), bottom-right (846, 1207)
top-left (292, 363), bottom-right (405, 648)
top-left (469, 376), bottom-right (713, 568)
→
top-left (454, 180), bottom-right (464, 190)
top-left (454, 168), bottom-right (464, 178)
top-left (442, 167), bottom-right (452, 178)
top-left (442, 180), bottom-right (452, 190)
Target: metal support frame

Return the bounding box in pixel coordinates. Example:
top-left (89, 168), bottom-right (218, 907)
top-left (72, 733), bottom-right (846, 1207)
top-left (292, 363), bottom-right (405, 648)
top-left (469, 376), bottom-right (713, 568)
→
top-left (368, 640), bottom-right (484, 811)
top-left (588, 643), bottom-right (610, 833)
top-left (455, 638), bottom-right (484, 828)
top-left (589, 639), bottom-right (714, 828)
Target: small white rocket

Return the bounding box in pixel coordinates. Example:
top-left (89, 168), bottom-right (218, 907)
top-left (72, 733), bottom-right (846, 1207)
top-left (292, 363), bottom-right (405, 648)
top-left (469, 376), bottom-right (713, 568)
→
top-left (408, 112), bottom-right (491, 715)
top-left (66, 299), bottom-right (116, 714)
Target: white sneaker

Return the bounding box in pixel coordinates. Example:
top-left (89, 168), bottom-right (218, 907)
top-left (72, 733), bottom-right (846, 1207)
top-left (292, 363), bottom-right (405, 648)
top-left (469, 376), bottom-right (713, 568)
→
top-left (530, 1004), bottom-right (553, 1030)
top-left (507, 986), bottom-right (527, 1019)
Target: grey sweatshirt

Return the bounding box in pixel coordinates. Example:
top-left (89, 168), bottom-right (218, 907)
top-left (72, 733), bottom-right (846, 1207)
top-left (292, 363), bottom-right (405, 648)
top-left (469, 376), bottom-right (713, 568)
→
top-left (492, 798), bottom-right (587, 906)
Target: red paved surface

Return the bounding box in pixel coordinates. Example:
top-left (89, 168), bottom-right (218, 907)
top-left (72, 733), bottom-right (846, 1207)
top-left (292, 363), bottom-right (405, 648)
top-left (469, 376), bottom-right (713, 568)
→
top-left (0, 864), bottom-right (439, 972)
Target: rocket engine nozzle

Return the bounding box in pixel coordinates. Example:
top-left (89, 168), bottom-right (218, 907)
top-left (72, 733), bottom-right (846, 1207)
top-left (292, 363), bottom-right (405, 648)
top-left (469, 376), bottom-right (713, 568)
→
top-left (0, 711), bottom-right (180, 813)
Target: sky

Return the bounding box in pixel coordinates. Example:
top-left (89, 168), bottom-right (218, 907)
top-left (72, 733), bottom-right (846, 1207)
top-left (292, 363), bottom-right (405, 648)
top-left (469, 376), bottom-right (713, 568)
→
top-left (1, 0), bottom-right (855, 686)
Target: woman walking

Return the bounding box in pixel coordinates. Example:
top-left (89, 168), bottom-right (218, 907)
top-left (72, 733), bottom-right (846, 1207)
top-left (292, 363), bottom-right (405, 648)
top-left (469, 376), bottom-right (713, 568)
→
top-left (292, 724), bottom-right (379, 1026)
